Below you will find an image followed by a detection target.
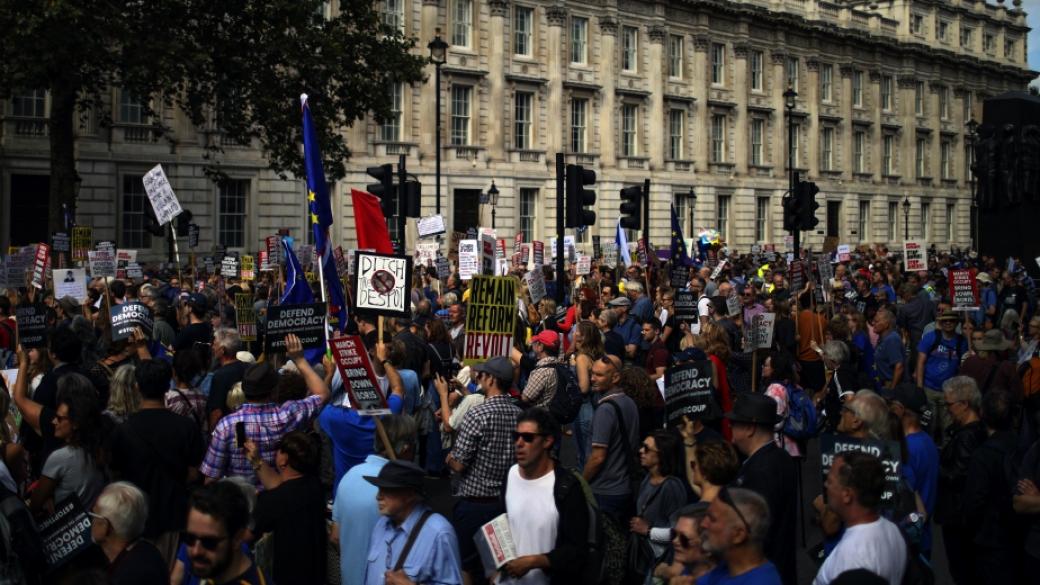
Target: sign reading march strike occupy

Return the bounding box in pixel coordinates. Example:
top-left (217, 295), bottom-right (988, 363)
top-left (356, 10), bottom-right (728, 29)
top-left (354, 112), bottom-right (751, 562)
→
top-left (820, 434), bottom-right (902, 508)
top-left (16, 304), bottom-right (48, 347)
top-left (949, 268), bottom-right (979, 311)
top-left (331, 336), bottom-right (389, 415)
top-left (265, 303), bottom-right (327, 352)
top-left (38, 495), bottom-right (93, 569)
top-left (353, 251), bottom-right (412, 317)
top-left (465, 275), bottom-right (517, 366)
top-left (664, 361), bottom-right (718, 424)
top-left (110, 302), bottom-right (154, 341)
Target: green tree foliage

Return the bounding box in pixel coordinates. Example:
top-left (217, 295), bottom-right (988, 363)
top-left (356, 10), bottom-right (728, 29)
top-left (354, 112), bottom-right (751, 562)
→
top-left (0, 0), bottom-right (427, 231)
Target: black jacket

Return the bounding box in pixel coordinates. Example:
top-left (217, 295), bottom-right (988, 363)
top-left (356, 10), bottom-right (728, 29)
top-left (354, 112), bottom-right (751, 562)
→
top-left (936, 420), bottom-right (987, 525)
top-left (964, 430), bottom-right (1024, 549)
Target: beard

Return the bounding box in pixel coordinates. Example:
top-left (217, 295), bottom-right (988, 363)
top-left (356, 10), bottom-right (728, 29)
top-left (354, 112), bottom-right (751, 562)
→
top-left (191, 546), bottom-right (233, 578)
top-left (699, 527), bottom-right (724, 555)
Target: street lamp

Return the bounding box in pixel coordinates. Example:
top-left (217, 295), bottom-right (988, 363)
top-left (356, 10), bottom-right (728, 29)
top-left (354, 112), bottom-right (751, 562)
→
top-left (966, 117), bottom-right (979, 253)
top-left (687, 186), bottom-right (696, 229)
top-left (487, 180), bottom-right (499, 229)
top-left (902, 195), bottom-right (911, 241)
top-left (783, 85), bottom-right (798, 252)
top-left (428, 30), bottom-right (449, 215)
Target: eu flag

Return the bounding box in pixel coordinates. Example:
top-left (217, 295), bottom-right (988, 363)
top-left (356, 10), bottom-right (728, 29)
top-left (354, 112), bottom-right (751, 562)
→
top-left (670, 205), bottom-right (693, 266)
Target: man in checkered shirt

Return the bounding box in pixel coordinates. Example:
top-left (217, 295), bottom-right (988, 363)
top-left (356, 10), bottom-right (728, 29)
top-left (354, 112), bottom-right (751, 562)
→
top-left (200, 334), bottom-right (329, 490)
top-left (521, 330), bottom-right (563, 410)
top-left (446, 355), bottom-right (521, 581)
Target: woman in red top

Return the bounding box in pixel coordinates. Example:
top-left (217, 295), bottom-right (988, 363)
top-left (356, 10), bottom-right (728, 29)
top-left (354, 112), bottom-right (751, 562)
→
top-left (697, 324), bottom-right (734, 441)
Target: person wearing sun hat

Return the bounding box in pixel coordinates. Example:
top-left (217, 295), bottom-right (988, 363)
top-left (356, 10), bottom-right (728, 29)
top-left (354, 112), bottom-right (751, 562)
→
top-left (959, 328), bottom-right (1024, 399)
top-left (915, 309), bottom-right (969, 440)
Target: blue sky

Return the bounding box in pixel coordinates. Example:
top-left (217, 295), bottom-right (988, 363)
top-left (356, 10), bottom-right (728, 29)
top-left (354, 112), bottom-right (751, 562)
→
top-left (1026, 0), bottom-right (1040, 84)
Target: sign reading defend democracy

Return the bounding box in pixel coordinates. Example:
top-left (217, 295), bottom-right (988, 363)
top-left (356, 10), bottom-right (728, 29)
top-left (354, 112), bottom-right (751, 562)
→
top-left (664, 360), bottom-right (718, 424)
top-left (38, 495), bottom-right (93, 569)
top-left (353, 251), bottom-right (412, 317)
top-left (465, 275), bottom-right (517, 366)
top-left (265, 303), bottom-right (327, 352)
top-left (820, 434), bottom-right (902, 508)
top-left (110, 302), bottom-right (154, 341)
top-left (16, 304), bottom-right (48, 347)
top-left (673, 291), bottom-right (698, 323)
top-left (331, 336), bottom-right (389, 415)
top-left (949, 268), bottom-right (980, 311)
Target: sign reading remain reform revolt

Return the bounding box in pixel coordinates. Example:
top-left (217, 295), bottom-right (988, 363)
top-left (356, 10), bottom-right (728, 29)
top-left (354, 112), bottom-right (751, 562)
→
top-left (464, 275), bottom-right (517, 366)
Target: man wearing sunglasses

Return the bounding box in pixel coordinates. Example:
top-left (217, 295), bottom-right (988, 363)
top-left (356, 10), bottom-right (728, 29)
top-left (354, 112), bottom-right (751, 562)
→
top-left (698, 487), bottom-right (780, 584)
top-left (183, 481), bottom-right (268, 584)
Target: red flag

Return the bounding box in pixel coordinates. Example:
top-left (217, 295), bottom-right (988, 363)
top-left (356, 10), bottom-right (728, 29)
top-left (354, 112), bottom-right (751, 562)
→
top-left (350, 189), bottom-right (394, 254)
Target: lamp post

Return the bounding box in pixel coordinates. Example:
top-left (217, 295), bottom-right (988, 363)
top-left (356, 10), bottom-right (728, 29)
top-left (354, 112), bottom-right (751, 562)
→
top-left (428, 31), bottom-right (448, 215)
top-left (686, 186), bottom-right (696, 229)
top-left (783, 86), bottom-right (798, 252)
top-left (487, 180), bottom-right (499, 229)
top-left (966, 117), bottom-right (979, 253)
top-left (902, 195), bottom-right (911, 242)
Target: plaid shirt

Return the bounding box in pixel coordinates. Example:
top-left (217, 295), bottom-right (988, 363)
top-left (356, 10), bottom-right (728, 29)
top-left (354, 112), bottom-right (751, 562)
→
top-left (522, 357), bottom-right (562, 409)
top-left (450, 395), bottom-right (520, 498)
top-left (200, 394), bottom-right (323, 490)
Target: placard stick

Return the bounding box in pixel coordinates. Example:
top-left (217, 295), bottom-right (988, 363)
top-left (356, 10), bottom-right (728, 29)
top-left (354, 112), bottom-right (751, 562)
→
top-left (169, 223), bottom-right (183, 285)
top-left (374, 417), bottom-right (396, 461)
top-left (751, 349), bottom-right (760, 393)
top-left (378, 316), bottom-right (384, 344)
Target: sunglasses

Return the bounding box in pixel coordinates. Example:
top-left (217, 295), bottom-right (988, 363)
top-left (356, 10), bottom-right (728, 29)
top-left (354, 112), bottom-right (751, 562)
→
top-left (718, 486), bottom-right (750, 532)
top-left (512, 431), bottom-right (547, 443)
top-left (639, 443), bottom-right (658, 453)
top-left (182, 532), bottom-right (228, 551)
top-left (674, 530), bottom-right (692, 548)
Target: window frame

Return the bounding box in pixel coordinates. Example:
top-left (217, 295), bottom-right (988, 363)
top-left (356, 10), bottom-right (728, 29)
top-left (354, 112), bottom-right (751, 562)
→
top-left (621, 103), bottom-right (638, 157)
top-left (750, 118), bottom-right (764, 166)
top-left (755, 196), bottom-right (769, 242)
top-left (852, 70), bottom-right (863, 107)
top-left (621, 26), bottom-right (638, 72)
top-left (668, 109), bottom-right (684, 160)
top-left (711, 43), bottom-right (725, 86)
top-left (570, 17), bottom-right (588, 64)
top-left (750, 50), bottom-right (764, 92)
top-left (519, 187), bottom-right (538, 242)
top-left (858, 200), bottom-right (870, 241)
top-left (514, 91), bottom-right (533, 150)
top-left (820, 64), bottom-right (833, 103)
top-left (379, 82), bottom-right (403, 142)
top-left (668, 35), bottom-right (684, 79)
top-left (883, 135), bottom-right (894, 175)
top-left (121, 174), bottom-right (152, 249)
top-left (570, 97), bottom-right (588, 153)
top-left (710, 114), bottom-right (726, 163)
top-left (880, 75), bottom-right (893, 112)
top-left (717, 195), bottom-right (731, 241)
top-left (820, 127), bottom-right (834, 171)
top-left (450, 85), bottom-right (472, 146)
top-left (11, 90), bottom-right (46, 118)
top-left (514, 5), bottom-right (534, 57)
top-left (452, 0), bottom-right (473, 48)
top-left (218, 179), bottom-right (249, 249)
top-left (853, 131), bottom-right (865, 173)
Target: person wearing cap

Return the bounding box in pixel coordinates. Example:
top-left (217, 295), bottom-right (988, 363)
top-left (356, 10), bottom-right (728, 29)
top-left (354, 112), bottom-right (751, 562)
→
top-left (199, 333), bottom-right (330, 491)
top-left (54, 295), bottom-right (80, 326)
top-left (915, 309), bottom-right (968, 440)
top-left (608, 296), bottom-right (640, 360)
top-left (886, 383), bottom-right (939, 558)
top-left (520, 330), bottom-right (563, 410)
top-left (974, 271), bottom-right (998, 328)
top-left (959, 329), bottom-right (1023, 398)
top-left (173, 291), bottom-right (214, 360)
top-left (363, 459), bottom-right (462, 585)
top-left (445, 355), bottom-right (520, 581)
top-left (728, 393), bottom-right (798, 585)
top-left (698, 487), bottom-right (783, 585)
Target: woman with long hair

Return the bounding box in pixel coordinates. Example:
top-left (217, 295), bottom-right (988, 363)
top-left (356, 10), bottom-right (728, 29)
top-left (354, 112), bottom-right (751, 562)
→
top-left (695, 323), bottom-right (734, 440)
top-left (571, 320), bottom-right (604, 468)
top-left (629, 429), bottom-right (688, 584)
top-left (619, 366), bottom-right (663, 439)
top-left (691, 440), bottom-right (740, 502)
top-left (761, 351), bottom-right (804, 457)
top-left (847, 310), bottom-right (874, 376)
top-left (26, 346), bottom-right (53, 394)
top-left (104, 364), bottom-right (140, 424)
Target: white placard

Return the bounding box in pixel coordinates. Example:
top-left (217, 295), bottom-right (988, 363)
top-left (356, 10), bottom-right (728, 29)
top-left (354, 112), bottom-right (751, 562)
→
top-left (415, 242), bottom-right (439, 268)
top-left (576, 256), bottom-right (592, 276)
top-left (903, 240), bottom-right (928, 272)
top-left (54, 268), bottom-right (88, 302)
top-left (87, 250), bottom-right (116, 278)
top-left (142, 164), bottom-right (184, 226)
top-left (355, 252), bottom-right (410, 315)
top-left (417, 215), bottom-right (447, 238)
top-left (710, 260), bottom-right (728, 281)
top-left (526, 270), bottom-right (546, 304)
top-left (495, 258), bottom-right (510, 276)
top-left (549, 236), bottom-right (576, 260)
top-left (459, 240), bottom-right (479, 281)
top-left (837, 244), bottom-right (851, 263)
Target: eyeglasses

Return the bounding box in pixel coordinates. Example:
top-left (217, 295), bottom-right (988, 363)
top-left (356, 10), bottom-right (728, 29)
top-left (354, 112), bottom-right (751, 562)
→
top-left (87, 511), bottom-right (107, 524)
top-left (639, 443), bottom-right (658, 453)
top-left (182, 532), bottom-right (228, 552)
top-left (53, 414), bottom-right (69, 423)
top-left (512, 431), bottom-right (547, 443)
top-left (718, 486), bottom-right (750, 532)
top-left (674, 531), bottom-right (692, 549)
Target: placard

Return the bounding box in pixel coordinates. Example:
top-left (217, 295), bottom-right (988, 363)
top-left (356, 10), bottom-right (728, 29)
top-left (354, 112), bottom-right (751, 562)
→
top-left (464, 275), bottom-right (517, 365)
top-left (126, 262), bottom-right (143, 280)
top-left (602, 242), bottom-right (618, 269)
top-left (459, 239), bottom-right (479, 280)
top-left (495, 239), bottom-right (507, 261)
top-left (265, 302), bottom-right (327, 352)
top-left (789, 260), bottom-right (806, 293)
top-left (636, 238), bottom-right (648, 265)
top-left (235, 294), bottom-right (257, 341)
top-left (353, 252), bottom-right (412, 317)
top-left (15, 304), bottom-right (48, 347)
top-left (709, 260), bottom-right (727, 282)
top-left (333, 246), bottom-right (348, 276)
top-left (949, 269), bottom-right (979, 311)
top-left (71, 226), bottom-right (92, 262)
top-left (31, 243), bottom-right (50, 289)
top-left (576, 256), bottom-right (592, 276)
top-left (240, 255), bottom-right (255, 281)
top-left (549, 236), bottom-right (576, 260)
top-left (436, 255), bottom-right (451, 280)
top-left (514, 232), bottom-right (523, 255)
top-left (664, 360), bottom-right (719, 423)
top-left (55, 268), bottom-right (88, 302)
top-left (142, 164), bottom-right (184, 225)
top-left (837, 244), bottom-right (851, 263)
top-left (751, 312), bottom-right (776, 349)
top-left (819, 434), bottom-right (902, 507)
top-left (726, 290), bottom-right (741, 319)
top-left (481, 234), bottom-right (496, 276)
top-left (188, 224), bottom-right (200, 248)
top-left (417, 214), bottom-right (447, 238)
top-left (87, 250), bottom-right (115, 278)
top-left (52, 232), bottom-right (70, 253)
top-left (903, 240), bottom-right (928, 272)
top-left (110, 302), bottom-right (154, 341)
top-left (415, 242), bottom-right (439, 268)
top-left (673, 291), bottom-right (699, 324)
top-left (533, 241), bottom-right (545, 266)
top-left (38, 495), bottom-right (93, 569)
top-left (221, 256), bottom-right (239, 279)
top-left (298, 244), bottom-right (315, 271)
top-left (669, 265), bottom-right (690, 289)
top-left (331, 336), bottom-right (390, 415)
top-left (526, 269), bottom-right (546, 305)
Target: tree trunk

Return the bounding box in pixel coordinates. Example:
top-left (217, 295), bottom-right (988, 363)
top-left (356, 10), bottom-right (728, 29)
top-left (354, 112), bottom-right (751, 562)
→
top-left (48, 82), bottom-right (79, 236)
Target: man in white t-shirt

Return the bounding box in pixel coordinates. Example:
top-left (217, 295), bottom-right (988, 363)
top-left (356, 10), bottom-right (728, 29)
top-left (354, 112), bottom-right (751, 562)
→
top-left (813, 451), bottom-right (907, 585)
top-left (499, 407), bottom-right (589, 584)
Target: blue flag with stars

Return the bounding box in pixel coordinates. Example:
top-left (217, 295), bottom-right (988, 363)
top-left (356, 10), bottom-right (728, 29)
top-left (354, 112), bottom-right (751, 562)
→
top-left (670, 205), bottom-right (693, 266)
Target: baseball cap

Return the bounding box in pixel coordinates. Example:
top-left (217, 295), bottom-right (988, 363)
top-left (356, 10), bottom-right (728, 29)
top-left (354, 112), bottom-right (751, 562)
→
top-left (608, 297), bottom-right (631, 307)
top-left (471, 356), bottom-right (514, 381)
top-left (187, 293), bottom-right (208, 309)
top-left (530, 330), bottom-right (560, 350)
top-left (887, 383), bottom-right (933, 424)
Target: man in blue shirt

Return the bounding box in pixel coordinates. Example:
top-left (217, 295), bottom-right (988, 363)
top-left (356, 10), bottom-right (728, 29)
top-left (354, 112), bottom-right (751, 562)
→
top-left (608, 297), bottom-right (640, 361)
top-left (698, 487), bottom-right (782, 585)
top-left (332, 415), bottom-right (417, 585)
top-left (872, 309), bottom-right (905, 391)
top-left (915, 309), bottom-right (967, 439)
top-left (363, 460), bottom-right (462, 585)
top-left (887, 384), bottom-right (939, 558)
top-left (975, 272), bottom-right (998, 327)
top-left (626, 280), bottom-right (653, 324)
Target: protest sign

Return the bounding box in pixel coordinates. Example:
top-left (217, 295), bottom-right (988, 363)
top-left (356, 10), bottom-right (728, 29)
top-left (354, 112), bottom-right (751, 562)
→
top-left (38, 495), bottom-right (93, 569)
top-left (110, 302), bottom-right (154, 341)
top-left (240, 255), bottom-right (255, 280)
top-left (459, 239), bottom-right (479, 280)
top-left (221, 256), bottom-right (239, 279)
top-left (637, 238), bottom-right (648, 265)
top-left (726, 290), bottom-right (741, 320)
top-left (31, 243), bottom-right (50, 288)
top-left (751, 313), bottom-right (776, 349)
top-left (331, 336), bottom-right (390, 415)
top-left (71, 227), bottom-right (92, 262)
top-left (709, 260), bottom-right (727, 282)
top-left (602, 242), bottom-right (618, 269)
top-left (125, 262), bottom-right (143, 280)
top-left (416, 242), bottom-right (438, 268)
top-left (464, 275), bottom-right (517, 365)
top-left (820, 434), bottom-right (902, 507)
top-left (188, 224), bottom-right (200, 248)
top-left (353, 252), bottom-right (412, 317)
top-left (514, 232), bottom-right (523, 255)
top-left (949, 269), bottom-right (980, 311)
top-left (142, 164), bottom-right (183, 225)
top-left (526, 269), bottom-right (546, 304)
top-left (265, 303), bottom-right (327, 352)
top-left (576, 256), bottom-right (592, 276)
top-left (664, 360), bottom-right (718, 423)
top-left (495, 258), bottom-right (510, 276)
top-left (673, 291), bottom-right (699, 324)
top-left (669, 265), bottom-right (690, 289)
top-left (436, 255), bottom-right (451, 280)
top-left (837, 244), bottom-right (851, 262)
top-left (533, 241), bottom-right (545, 266)
top-left (16, 304), bottom-right (48, 347)
top-left (52, 232), bottom-right (70, 253)
top-left (481, 234), bottom-right (496, 276)
top-left (55, 268), bottom-right (88, 302)
top-left (417, 214), bottom-right (446, 238)
top-left (87, 250), bottom-right (115, 278)
top-left (495, 239), bottom-right (507, 261)
top-left (903, 240), bottom-right (928, 271)
top-left (789, 260), bottom-right (806, 293)
top-left (235, 294), bottom-right (257, 341)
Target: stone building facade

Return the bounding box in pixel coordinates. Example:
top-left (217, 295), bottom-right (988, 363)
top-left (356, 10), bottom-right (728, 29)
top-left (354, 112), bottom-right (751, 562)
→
top-left (0, 0), bottom-right (1033, 259)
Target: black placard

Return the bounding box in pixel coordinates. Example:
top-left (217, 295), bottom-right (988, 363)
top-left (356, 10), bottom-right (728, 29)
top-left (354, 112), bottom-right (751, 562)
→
top-left (15, 304), bottom-right (48, 347)
top-left (819, 434), bottom-right (902, 508)
top-left (188, 224), bottom-right (200, 248)
top-left (664, 360), bottom-right (719, 423)
top-left (110, 302), bottom-right (154, 341)
top-left (669, 265), bottom-right (690, 289)
top-left (52, 232), bottom-right (70, 253)
top-left (38, 495), bottom-right (93, 569)
top-left (265, 302), bottom-right (327, 352)
top-left (673, 291), bottom-right (699, 323)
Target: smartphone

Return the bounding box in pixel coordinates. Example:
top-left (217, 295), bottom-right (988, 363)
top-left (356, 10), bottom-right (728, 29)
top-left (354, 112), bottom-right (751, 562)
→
top-left (235, 422), bottom-right (246, 448)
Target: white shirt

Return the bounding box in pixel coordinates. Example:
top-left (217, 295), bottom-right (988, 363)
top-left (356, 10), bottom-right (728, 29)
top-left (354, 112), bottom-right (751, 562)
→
top-left (692, 295), bottom-right (712, 335)
top-left (813, 517), bottom-right (907, 585)
top-left (500, 464), bottom-right (559, 585)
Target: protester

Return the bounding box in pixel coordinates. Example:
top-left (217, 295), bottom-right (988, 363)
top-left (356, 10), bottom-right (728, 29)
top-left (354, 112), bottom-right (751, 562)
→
top-left (584, 355), bottom-right (639, 524)
top-left (698, 487), bottom-right (783, 585)
top-left (691, 440), bottom-right (740, 502)
top-left (629, 429), bottom-right (687, 580)
top-left (89, 481), bottom-right (168, 584)
top-left (570, 320), bottom-right (604, 469)
top-left (205, 327), bottom-right (249, 429)
top-left (522, 330), bottom-right (563, 409)
top-left (167, 349), bottom-right (208, 430)
top-left (183, 480), bottom-right (269, 584)
top-left (885, 383), bottom-right (938, 558)
top-left (652, 503), bottom-right (714, 582)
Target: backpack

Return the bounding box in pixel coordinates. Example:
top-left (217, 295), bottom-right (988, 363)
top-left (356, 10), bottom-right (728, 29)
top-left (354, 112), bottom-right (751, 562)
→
top-left (537, 364), bottom-right (584, 424)
top-left (926, 332), bottom-right (966, 367)
top-left (782, 382), bottom-right (820, 440)
top-left (566, 469), bottom-right (625, 585)
top-left (0, 485), bottom-right (45, 585)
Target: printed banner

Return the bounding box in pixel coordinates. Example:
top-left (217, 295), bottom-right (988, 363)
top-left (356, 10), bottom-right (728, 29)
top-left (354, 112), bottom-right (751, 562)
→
top-left (331, 336), bottom-right (390, 415)
top-left (15, 304), bottom-right (48, 347)
top-left (110, 302), bottom-right (154, 341)
top-left (664, 360), bottom-right (718, 423)
top-left (464, 275), bottom-right (517, 366)
top-left (87, 250), bottom-right (115, 278)
top-left (459, 240), bottom-right (479, 280)
top-left (576, 256), bottom-right (592, 276)
top-left (820, 434), bottom-right (901, 508)
top-left (142, 164), bottom-right (184, 225)
top-left (265, 302), bottom-right (327, 352)
top-left (903, 240), bottom-right (928, 272)
top-left (353, 252), bottom-right (412, 317)
top-left (949, 269), bottom-right (979, 311)
top-left (235, 294), bottom-right (257, 341)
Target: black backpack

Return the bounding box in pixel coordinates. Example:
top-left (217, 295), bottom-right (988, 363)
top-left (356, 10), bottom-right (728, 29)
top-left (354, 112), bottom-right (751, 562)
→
top-left (538, 364), bottom-right (584, 424)
top-left (0, 484), bottom-right (46, 585)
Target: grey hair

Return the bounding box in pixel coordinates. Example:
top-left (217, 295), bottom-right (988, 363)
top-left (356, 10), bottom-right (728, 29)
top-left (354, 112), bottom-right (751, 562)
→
top-left (851, 390), bottom-right (891, 439)
top-left (875, 309), bottom-right (895, 326)
top-left (821, 340), bottom-right (849, 363)
top-left (943, 375), bottom-right (982, 412)
top-left (94, 481), bottom-right (148, 540)
top-left (599, 309), bottom-right (619, 328)
top-left (374, 414), bottom-right (419, 458)
top-left (728, 488), bottom-right (771, 544)
top-left (107, 364), bottom-right (141, 418)
top-left (442, 292), bottom-right (459, 306)
top-left (626, 281), bottom-right (643, 294)
top-left (213, 327), bottom-right (242, 353)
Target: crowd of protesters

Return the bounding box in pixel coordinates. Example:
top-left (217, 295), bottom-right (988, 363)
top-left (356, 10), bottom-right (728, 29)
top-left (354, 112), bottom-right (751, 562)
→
top-left (0, 241), bottom-right (1039, 585)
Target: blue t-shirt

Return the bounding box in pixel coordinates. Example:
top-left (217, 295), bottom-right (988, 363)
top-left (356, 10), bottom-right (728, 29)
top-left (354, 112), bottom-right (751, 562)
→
top-left (975, 286), bottom-right (998, 326)
top-left (852, 330), bottom-right (875, 375)
top-left (613, 317), bottom-right (641, 348)
top-left (916, 330), bottom-right (966, 390)
top-left (903, 430), bottom-right (939, 554)
top-left (871, 283), bottom-right (896, 303)
top-left (873, 331), bottom-right (904, 386)
top-left (697, 561), bottom-right (782, 585)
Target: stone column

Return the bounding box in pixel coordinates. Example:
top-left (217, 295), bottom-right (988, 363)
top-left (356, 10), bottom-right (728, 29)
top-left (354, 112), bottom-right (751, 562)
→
top-left (840, 64), bottom-right (854, 182)
top-left (733, 44), bottom-right (750, 176)
top-left (806, 59), bottom-right (820, 178)
top-left (869, 70), bottom-right (883, 182)
top-left (648, 26), bottom-right (666, 168)
top-left (419, 0), bottom-right (441, 161)
top-left (771, 51), bottom-right (788, 175)
top-left (487, 0), bottom-right (509, 162)
top-left (545, 5), bottom-right (567, 156)
top-left (598, 16), bottom-right (618, 169)
top-left (692, 36), bottom-right (711, 171)
top-left (899, 77), bottom-right (918, 182)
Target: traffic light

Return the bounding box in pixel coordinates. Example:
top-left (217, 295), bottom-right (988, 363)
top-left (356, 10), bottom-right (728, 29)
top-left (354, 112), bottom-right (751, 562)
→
top-left (175, 210), bottom-right (193, 237)
top-left (366, 163), bottom-right (396, 217)
top-left (782, 192), bottom-right (800, 232)
top-left (565, 164), bottom-right (597, 228)
top-left (619, 185), bottom-right (642, 230)
top-left (402, 180), bottom-right (422, 218)
top-left (797, 180), bottom-right (821, 230)
top-left (144, 207), bottom-right (165, 237)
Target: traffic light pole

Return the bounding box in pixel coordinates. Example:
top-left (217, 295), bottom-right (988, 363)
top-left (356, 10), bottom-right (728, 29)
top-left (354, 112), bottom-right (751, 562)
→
top-left (642, 178), bottom-right (651, 252)
top-left (556, 153), bottom-right (565, 306)
top-left (788, 122), bottom-right (799, 257)
top-left (398, 154), bottom-right (407, 254)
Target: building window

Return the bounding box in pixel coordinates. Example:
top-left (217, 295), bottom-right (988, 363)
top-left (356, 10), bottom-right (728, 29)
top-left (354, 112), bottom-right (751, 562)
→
top-left (881, 75), bottom-right (893, 112)
top-left (820, 127), bottom-right (834, 171)
top-left (622, 27), bottom-right (638, 72)
top-left (785, 57), bottom-right (799, 91)
top-left (911, 14), bottom-right (924, 35)
top-left (961, 26), bottom-right (973, 50)
top-left (755, 197), bottom-right (769, 242)
top-left (218, 180), bottom-right (248, 248)
top-left (820, 64), bottom-right (833, 103)
top-left (883, 135), bottom-right (894, 175)
top-left (514, 6), bottom-right (533, 56)
top-left (379, 83), bottom-right (403, 142)
top-left (984, 32), bottom-right (995, 53)
top-left (915, 138), bottom-right (927, 178)
top-left (853, 131), bottom-right (866, 173)
top-left (450, 85), bottom-right (471, 145)
top-left (514, 91), bottom-right (533, 150)
top-left (858, 201), bottom-right (870, 241)
top-left (1005, 38), bottom-right (1017, 60)
top-left (674, 191), bottom-right (695, 235)
top-left (711, 44), bottom-right (725, 85)
top-left (621, 104), bottom-right (638, 157)
top-left (789, 123), bottom-right (800, 169)
top-left (119, 91), bottom-right (146, 124)
top-left (946, 202), bottom-right (956, 242)
top-left (717, 195), bottom-right (731, 240)
top-left (383, 0), bottom-right (404, 32)
top-left (888, 201), bottom-right (898, 241)
top-left (921, 201), bottom-right (930, 239)
top-left (519, 188), bottom-right (538, 241)
top-left (711, 114), bottom-right (726, 163)
top-left (964, 91), bottom-right (974, 122)
top-left (937, 19), bottom-right (949, 42)
top-left (668, 35), bottom-right (683, 78)
top-left (852, 70), bottom-right (863, 107)
top-left (965, 143), bottom-right (975, 182)
top-left (750, 50), bottom-right (764, 91)
top-left (571, 17), bottom-right (588, 64)
top-left (121, 175), bottom-right (151, 249)
top-left (668, 109), bottom-right (684, 160)
top-left (12, 90), bottom-right (46, 118)
top-left (451, 0), bottom-right (472, 47)
top-left (915, 81), bottom-right (924, 116)
top-left (570, 98), bottom-right (587, 152)
top-left (941, 140), bottom-right (952, 179)
top-left (750, 118), bottom-right (764, 166)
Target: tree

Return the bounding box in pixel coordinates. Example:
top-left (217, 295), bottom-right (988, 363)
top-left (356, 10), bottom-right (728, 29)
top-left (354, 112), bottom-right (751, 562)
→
top-left (0, 0), bottom-right (427, 233)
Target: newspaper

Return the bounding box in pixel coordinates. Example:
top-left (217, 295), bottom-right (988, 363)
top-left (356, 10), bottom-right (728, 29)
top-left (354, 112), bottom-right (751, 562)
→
top-left (474, 513), bottom-right (517, 577)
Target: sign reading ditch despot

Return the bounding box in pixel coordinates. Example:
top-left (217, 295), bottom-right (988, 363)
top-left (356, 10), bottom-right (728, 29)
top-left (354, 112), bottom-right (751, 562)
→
top-left (265, 302), bottom-right (326, 352)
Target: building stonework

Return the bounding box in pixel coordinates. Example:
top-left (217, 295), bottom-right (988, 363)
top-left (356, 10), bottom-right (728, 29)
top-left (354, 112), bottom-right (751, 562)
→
top-left (1, 0), bottom-right (1032, 259)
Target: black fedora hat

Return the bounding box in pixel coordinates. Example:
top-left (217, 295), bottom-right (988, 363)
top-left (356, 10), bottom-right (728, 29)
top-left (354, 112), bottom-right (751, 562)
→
top-left (363, 460), bottom-right (426, 491)
top-left (726, 393), bottom-right (781, 426)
